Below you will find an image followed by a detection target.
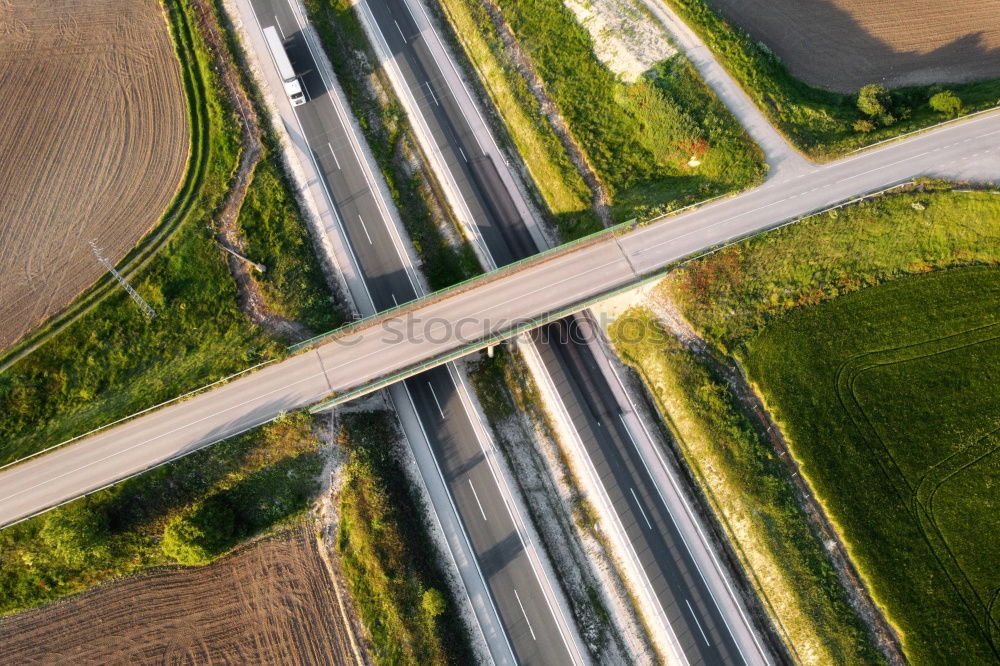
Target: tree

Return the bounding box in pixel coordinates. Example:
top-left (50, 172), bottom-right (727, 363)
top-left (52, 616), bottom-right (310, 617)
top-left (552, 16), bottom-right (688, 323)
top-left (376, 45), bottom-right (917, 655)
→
top-left (930, 90), bottom-right (963, 116)
top-left (857, 83), bottom-right (890, 117)
top-left (421, 587), bottom-right (447, 620)
top-left (161, 496), bottom-right (235, 565)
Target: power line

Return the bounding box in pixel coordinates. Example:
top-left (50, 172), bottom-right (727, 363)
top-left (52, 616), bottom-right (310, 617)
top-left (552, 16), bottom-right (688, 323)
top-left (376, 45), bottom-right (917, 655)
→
top-left (90, 240), bottom-right (156, 319)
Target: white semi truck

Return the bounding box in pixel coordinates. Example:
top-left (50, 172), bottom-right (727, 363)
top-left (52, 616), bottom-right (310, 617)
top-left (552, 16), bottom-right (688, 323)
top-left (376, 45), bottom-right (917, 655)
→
top-left (263, 25), bottom-right (306, 107)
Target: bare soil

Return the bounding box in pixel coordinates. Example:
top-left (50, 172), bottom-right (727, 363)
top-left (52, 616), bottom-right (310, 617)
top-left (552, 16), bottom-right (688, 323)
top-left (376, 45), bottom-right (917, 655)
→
top-left (0, 0), bottom-right (189, 350)
top-left (0, 525), bottom-right (369, 665)
top-left (705, 0), bottom-right (1000, 92)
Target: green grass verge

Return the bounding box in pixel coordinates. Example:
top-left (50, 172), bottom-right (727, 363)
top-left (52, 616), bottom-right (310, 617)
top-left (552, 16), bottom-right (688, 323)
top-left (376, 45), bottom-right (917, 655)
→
top-left (434, 0), bottom-right (601, 240)
top-left (305, 0), bottom-right (481, 289)
top-left (0, 0), bottom-right (338, 466)
top-left (0, 413), bottom-right (322, 616)
top-left (492, 0), bottom-right (765, 222)
top-left (238, 157), bottom-right (342, 330)
top-left (666, 183), bottom-right (1000, 353)
top-left (610, 308), bottom-right (881, 664)
top-left (743, 267), bottom-right (1000, 664)
top-left (210, 0), bottom-right (343, 333)
top-left (664, 0), bottom-right (1000, 159)
top-left (337, 411), bottom-right (475, 665)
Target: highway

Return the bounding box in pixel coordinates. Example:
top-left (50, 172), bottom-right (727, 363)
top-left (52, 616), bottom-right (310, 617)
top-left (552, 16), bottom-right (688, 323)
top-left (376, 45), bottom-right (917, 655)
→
top-left (243, 1), bottom-right (584, 663)
top-left (357, 0), bottom-right (762, 661)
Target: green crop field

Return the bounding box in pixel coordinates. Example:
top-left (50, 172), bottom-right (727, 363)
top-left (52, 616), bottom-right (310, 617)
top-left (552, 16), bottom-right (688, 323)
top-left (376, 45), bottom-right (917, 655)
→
top-left (744, 267), bottom-right (1000, 663)
top-left (486, 0), bottom-right (765, 223)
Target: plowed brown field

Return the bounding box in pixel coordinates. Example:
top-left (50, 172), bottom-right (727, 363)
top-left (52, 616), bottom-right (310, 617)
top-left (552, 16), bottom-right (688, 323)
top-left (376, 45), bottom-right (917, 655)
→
top-left (0, 0), bottom-right (189, 350)
top-left (705, 0), bottom-right (1000, 92)
top-left (0, 527), bottom-right (366, 664)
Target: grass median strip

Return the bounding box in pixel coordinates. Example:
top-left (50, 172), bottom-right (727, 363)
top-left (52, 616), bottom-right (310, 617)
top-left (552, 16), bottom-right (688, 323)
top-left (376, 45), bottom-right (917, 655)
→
top-left (336, 411), bottom-right (475, 665)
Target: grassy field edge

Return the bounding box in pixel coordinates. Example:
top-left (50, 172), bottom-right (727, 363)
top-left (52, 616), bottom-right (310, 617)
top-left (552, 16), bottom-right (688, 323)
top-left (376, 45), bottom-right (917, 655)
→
top-left (662, 0), bottom-right (1000, 160)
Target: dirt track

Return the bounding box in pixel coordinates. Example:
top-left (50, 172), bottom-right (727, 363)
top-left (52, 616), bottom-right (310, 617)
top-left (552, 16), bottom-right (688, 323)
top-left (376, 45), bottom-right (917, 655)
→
top-left (705, 0), bottom-right (1000, 92)
top-left (0, 0), bottom-right (189, 350)
top-left (0, 526), bottom-right (367, 665)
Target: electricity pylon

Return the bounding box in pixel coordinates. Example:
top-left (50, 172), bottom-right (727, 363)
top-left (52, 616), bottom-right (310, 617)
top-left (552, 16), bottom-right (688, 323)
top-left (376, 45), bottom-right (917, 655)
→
top-left (90, 240), bottom-right (157, 319)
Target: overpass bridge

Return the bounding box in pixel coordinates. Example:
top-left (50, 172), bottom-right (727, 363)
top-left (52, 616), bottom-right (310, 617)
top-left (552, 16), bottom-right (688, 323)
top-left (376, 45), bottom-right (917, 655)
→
top-left (1, 108), bottom-right (999, 528)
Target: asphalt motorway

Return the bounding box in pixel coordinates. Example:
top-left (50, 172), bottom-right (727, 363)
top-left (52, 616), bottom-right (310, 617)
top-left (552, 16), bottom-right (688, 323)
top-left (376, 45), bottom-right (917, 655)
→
top-left (253, 2), bottom-right (578, 663)
top-left (363, 0), bottom-right (755, 661)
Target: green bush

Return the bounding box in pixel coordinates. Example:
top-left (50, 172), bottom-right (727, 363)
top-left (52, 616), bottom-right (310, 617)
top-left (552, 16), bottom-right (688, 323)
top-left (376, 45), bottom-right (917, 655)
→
top-left (421, 588), bottom-right (447, 619)
top-left (40, 500), bottom-right (111, 569)
top-left (929, 89), bottom-right (963, 116)
top-left (161, 496), bottom-right (236, 565)
top-left (852, 118), bottom-right (875, 133)
top-left (856, 83), bottom-right (889, 117)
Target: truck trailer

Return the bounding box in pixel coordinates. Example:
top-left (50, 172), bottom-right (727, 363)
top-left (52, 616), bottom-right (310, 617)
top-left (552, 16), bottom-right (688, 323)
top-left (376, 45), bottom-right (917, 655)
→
top-left (263, 25), bottom-right (306, 107)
